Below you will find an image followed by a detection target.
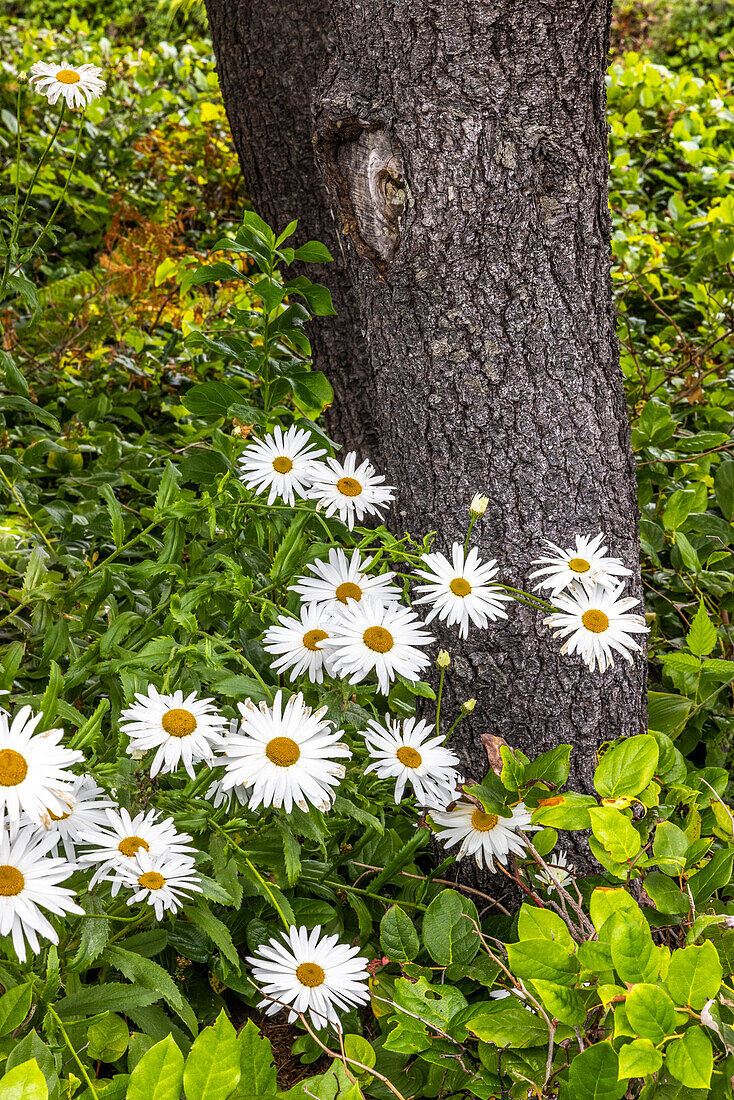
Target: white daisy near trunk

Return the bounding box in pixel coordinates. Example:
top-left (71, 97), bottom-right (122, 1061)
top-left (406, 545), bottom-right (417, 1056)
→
top-left (213, 691), bottom-right (350, 813)
top-left (120, 686), bottom-right (227, 779)
top-left (429, 800), bottom-right (535, 871)
top-left (290, 548), bottom-right (402, 612)
top-left (307, 452), bottom-right (394, 530)
top-left (0, 705), bottom-right (83, 828)
top-left (529, 532), bottom-right (632, 597)
top-left (413, 543), bottom-right (513, 639)
top-left (33, 774), bottom-right (115, 860)
top-left (248, 924), bottom-right (370, 1030)
top-left (111, 850), bottom-right (202, 920)
top-left (535, 850), bottom-right (572, 895)
top-left (363, 716), bottom-right (461, 806)
top-left (262, 604), bottom-right (335, 684)
top-left (29, 61), bottom-right (106, 109)
top-left (0, 825), bottom-right (83, 962)
top-left (238, 425), bottom-right (325, 506)
top-left (79, 806), bottom-right (195, 891)
top-left (543, 582), bottom-right (648, 673)
top-left (324, 598), bottom-right (434, 695)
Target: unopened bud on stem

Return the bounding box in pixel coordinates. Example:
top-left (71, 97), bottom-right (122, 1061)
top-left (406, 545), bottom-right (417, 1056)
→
top-left (460, 698), bottom-right (476, 716)
top-left (469, 494), bottom-right (488, 518)
top-left (436, 650), bottom-right (451, 670)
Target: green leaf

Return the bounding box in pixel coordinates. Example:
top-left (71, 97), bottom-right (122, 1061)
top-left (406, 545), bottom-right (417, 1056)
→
top-left (567, 1041), bottom-right (626, 1100)
top-left (183, 903), bottom-right (240, 967)
top-left (665, 941), bottom-right (722, 1009)
top-left (617, 1038), bottom-right (662, 1079)
top-left (104, 945), bottom-right (198, 1035)
top-left (506, 939), bottom-right (578, 986)
top-left (380, 905), bottom-right (419, 963)
top-left (647, 692), bottom-right (693, 737)
top-left (524, 744), bottom-right (571, 788)
top-left (56, 983), bottom-right (161, 1018)
top-left (624, 984), bottom-right (677, 1042)
top-left (531, 793), bottom-right (597, 830)
top-left (714, 461), bottom-right (734, 521)
top-left (516, 904), bottom-right (574, 950)
top-left (0, 983), bottom-right (32, 1037)
top-left (588, 806), bottom-right (642, 863)
top-left (665, 1028), bottom-right (713, 1089)
top-left (464, 999), bottom-right (550, 1049)
top-left (531, 980), bottom-right (586, 1025)
top-left (688, 847), bottom-right (734, 903)
top-left (594, 735), bottom-right (659, 798)
top-left (609, 915), bottom-right (659, 984)
top-left (100, 484), bottom-right (125, 549)
top-left (234, 1020), bottom-right (277, 1099)
top-left (653, 821), bottom-right (690, 876)
top-left (183, 1013), bottom-right (241, 1100)
top-left (422, 890), bottom-right (480, 968)
top-left (293, 241), bottom-right (333, 263)
top-left (643, 872), bottom-right (690, 916)
top-left (686, 601), bottom-right (718, 657)
top-left (88, 1012), bottom-right (130, 1062)
top-left (0, 1060), bottom-right (48, 1100)
top-left (182, 382), bottom-right (241, 419)
top-left (127, 1036), bottom-right (184, 1100)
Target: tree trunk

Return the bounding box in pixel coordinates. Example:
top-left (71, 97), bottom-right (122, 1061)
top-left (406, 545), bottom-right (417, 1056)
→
top-left (312, 0), bottom-right (646, 792)
top-left (203, 0), bottom-right (380, 458)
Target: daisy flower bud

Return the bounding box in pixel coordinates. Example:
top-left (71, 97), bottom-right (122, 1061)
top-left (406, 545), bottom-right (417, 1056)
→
top-left (436, 649), bottom-right (451, 670)
top-left (469, 494), bottom-right (488, 517)
top-left (460, 698), bottom-right (476, 715)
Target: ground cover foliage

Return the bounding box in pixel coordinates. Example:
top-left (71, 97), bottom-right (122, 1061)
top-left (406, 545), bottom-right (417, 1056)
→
top-left (0, 1), bottom-right (733, 1098)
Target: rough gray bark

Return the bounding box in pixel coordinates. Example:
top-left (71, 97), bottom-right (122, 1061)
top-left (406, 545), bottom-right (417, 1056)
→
top-left (312, 0), bottom-right (647, 793)
top-left (203, 0), bottom-right (380, 458)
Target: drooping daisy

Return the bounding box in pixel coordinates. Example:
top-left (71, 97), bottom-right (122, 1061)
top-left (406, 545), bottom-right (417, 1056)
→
top-left (262, 605), bottom-right (335, 684)
top-left (429, 800), bottom-right (535, 872)
top-left (0, 705), bottom-right (83, 828)
top-left (248, 924), bottom-right (370, 1030)
top-left (413, 543), bottom-right (513, 639)
top-left (363, 716), bottom-right (461, 806)
top-left (529, 532), bottom-right (632, 597)
top-left (324, 598), bottom-right (434, 695)
top-left (534, 851), bottom-right (572, 895)
top-left (29, 61), bottom-right (106, 109)
top-left (35, 775), bottom-right (115, 860)
top-left (308, 453), bottom-right (395, 530)
top-left (111, 850), bottom-right (202, 920)
top-left (0, 825), bottom-right (83, 963)
top-left (290, 548), bottom-right (402, 612)
top-left (214, 691), bottom-right (350, 813)
top-left (120, 686), bottom-right (227, 779)
top-left (238, 426), bottom-right (325, 506)
top-left (79, 807), bottom-right (195, 891)
top-left (543, 582), bottom-right (648, 673)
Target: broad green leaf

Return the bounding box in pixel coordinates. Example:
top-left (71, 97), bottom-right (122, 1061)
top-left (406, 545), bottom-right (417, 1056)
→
top-left (0, 984), bottom-right (32, 1037)
top-left (531, 980), bottom-right (585, 1025)
top-left (714, 461), bottom-right (734, 521)
top-left (689, 847), bottom-right (734, 902)
top-left (127, 1036), bottom-right (184, 1100)
top-left (464, 999), bottom-right (550, 1049)
top-left (665, 941), bottom-right (722, 1009)
top-left (234, 1020), bottom-right (277, 1099)
top-left (588, 806), bottom-right (642, 862)
top-left (87, 1012), bottom-right (130, 1062)
top-left (609, 915), bottom-right (659, 983)
top-left (653, 821), bottom-right (689, 876)
top-left (665, 1028), bottom-right (713, 1089)
top-left (643, 872), bottom-right (690, 916)
top-left (567, 1041), bottom-right (625, 1100)
top-left (506, 939), bottom-right (578, 986)
top-left (516, 904), bottom-right (574, 950)
top-left (531, 793), bottom-right (597, 830)
top-left (647, 692), bottom-right (692, 737)
top-left (617, 1038), bottom-right (662, 1079)
top-left (594, 735), bottom-right (659, 798)
top-left (422, 890), bottom-right (479, 967)
top-left (104, 945), bottom-right (197, 1035)
top-left (380, 905), bottom-right (419, 963)
top-left (624, 984), bottom-right (677, 1042)
top-left (183, 1014), bottom-right (240, 1100)
top-left (589, 887), bottom-right (640, 932)
top-left (686, 601), bottom-right (718, 657)
top-left (293, 241), bottom-right (333, 263)
top-left (0, 1061), bottom-right (48, 1100)
top-left (56, 983), bottom-right (161, 1017)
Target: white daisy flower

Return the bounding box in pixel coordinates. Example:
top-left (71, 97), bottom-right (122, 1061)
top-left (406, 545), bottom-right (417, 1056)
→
top-left (29, 61), bottom-right (105, 109)
top-left (324, 598), bottom-right (434, 695)
top-left (120, 686), bottom-right (227, 780)
top-left (79, 807), bottom-right (195, 892)
top-left (529, 532), bottom-right (632, 597)
top-left (214, 691), bottom-right (350, 813)
top-left (206, 777), bottom-right (250, 810)
top-left (429, 800), bottom-right (535, 872)
top-left (363, 716), bottom-right (461, 806)
top-left (0, 705), bottom-right (83, 828)
top-left (33, 775), bottom-right (115, 860)
top-left (248, 924), bottom-right (370, 1030)
top-left (111, 850), bottom-right (202, 920)
top-left (543, 582), bottom-right (648, 673)
top-left (262, 604), bottom-right (335, 684)
top-left (238, 426), bottom-right (325, 506)
top-left (413, 543), bottom-right (513, 639)
top-left (308, 452), bottom-right (394, 530)
top-left (0, 825), bottom-right (83, 963)
top-left (534, 850), bottom-right (572, 895)
top-left (290, 548), bottom-right (402, 612)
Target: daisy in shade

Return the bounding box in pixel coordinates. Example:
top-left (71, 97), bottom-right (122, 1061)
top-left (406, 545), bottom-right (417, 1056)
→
top-left (544, 582), bottom-right (648, 673)
top-left (308, 452), bottom-right (394, 530)
top-left (290, 548), bottom-right (402, 612)
top-left (363, 716), bottom-right (461, 806)
top-left (120, 686), bottom-right (227, 779)
top-left (429, 799), bottom-right (535, 871)
top-left (529, 532), bottom-right (632, 597)
top-left (214, 691), bottom-right (350, 813)
top-left (79, 806), bottom-right (195, 891)
top-left (262, 605), bottom-right (335, 684)
top-left (111, 849), bottom-right (202, 920)
top-left (413, 543), bottom-right (513, 639)
top-left (535, 850), bottom-right (572, 896)
top-left (248, 924), bottom-right (370, 1030)
top-left (0, 825), bottom-right (83, 963)
top-left (35, 775), bottom-right (115, 860)
top-left (0, 705), bottom-right (83, 828)
top-left (324, 598), bottom-right (434, 695)
top-left (238, 425), bottom-right (325, 506)
top-left (29, 61), bottom-right (105, 109)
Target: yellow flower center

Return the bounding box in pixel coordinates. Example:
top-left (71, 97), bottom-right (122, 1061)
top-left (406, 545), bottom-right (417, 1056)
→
top-left (336, 477), bottom-right (362, 498)
top-left (568, 557), bottom-right (591, 573)
top-left (471, 809), bottom-right (499, 832)
top-left (265, 736), bottom-right (301, 767)
top-left (449, 578), bottom-right (472, 597)
top-left (0, 749), bottom-right (28, 787)
top-left (581, 609), bottom-right (610, 634)
top-left (56, 69), bottom-right (81, 84)
top-left (336, 581), bottom-right (362, 603)
top-left (396, 746), bottom-right (422, 769)
top-left (363, 626), bottom-right (394, 653)
top-left (161, 708), bottom-right (198, 738)
top-left (296, 962), bottom-right (326, 988)
top-left (302, 628), bottom-right (328, 651)
top-left (272, 456), bottom-right (293, 474)
top-left (118, 836), bottom-right (150, 857)
top-left (0, 866), bottom-right (24, 896)
top-left (138, 871), bottom-right (166, 891)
